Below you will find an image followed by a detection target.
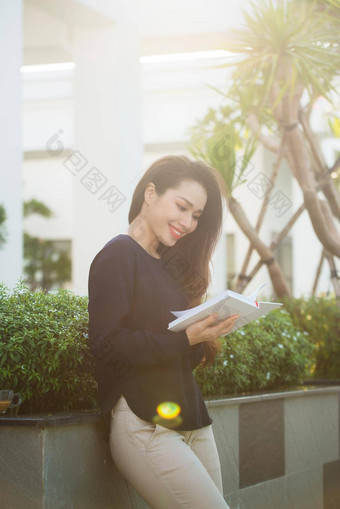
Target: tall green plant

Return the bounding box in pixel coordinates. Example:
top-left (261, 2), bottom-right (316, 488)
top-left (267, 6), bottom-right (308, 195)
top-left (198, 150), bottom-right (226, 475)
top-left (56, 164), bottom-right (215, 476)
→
top-left (224, 0), bottom-right (339, 118)
top-left (188, 0), bottom-right (340, 300)
top-left (190, 107), bottom-right (257, 197)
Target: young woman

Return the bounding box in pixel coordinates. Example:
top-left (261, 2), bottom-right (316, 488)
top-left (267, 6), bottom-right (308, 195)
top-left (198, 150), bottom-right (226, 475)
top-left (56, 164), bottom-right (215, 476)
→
top-left (88, 155), bottom-right (239, 509)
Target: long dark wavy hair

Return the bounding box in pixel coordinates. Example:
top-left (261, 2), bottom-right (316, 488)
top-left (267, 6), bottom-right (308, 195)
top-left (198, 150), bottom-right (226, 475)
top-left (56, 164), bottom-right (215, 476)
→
top-left (128, 155), bottom-right (228, 365)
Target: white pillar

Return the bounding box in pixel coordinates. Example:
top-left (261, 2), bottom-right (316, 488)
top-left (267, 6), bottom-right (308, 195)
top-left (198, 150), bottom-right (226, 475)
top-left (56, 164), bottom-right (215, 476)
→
top-left (72, 19), bottom-right (142, 295)
top-left (0, 0), bottom-right (23, 288)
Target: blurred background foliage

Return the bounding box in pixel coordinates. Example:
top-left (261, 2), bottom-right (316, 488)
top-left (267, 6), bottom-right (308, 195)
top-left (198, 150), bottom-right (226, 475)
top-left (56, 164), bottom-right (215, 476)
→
top-left (283, 295), bottom-right (340, 380)
top-left (0, 203), bottom-right (7, 250)
top-left (23, 199), bottom-right (72, 292)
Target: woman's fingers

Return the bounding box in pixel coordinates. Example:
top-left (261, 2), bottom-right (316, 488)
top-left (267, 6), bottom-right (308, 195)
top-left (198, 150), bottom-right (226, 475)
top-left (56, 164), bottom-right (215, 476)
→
top-left (205, 313), bottom-right (219, 324)
top-left (209, 314), bottom-right (239, 335)
top-left (186, 313), bottom-right (240, 345)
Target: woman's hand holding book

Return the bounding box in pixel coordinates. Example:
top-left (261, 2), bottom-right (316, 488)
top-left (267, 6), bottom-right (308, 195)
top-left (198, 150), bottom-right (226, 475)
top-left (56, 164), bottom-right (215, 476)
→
top-left (185, 313), bottom-right (240, 346)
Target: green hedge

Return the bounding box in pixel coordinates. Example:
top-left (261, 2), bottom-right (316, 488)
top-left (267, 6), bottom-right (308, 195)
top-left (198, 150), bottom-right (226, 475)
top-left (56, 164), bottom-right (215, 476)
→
top-left (0, 281), bottom-right (331, 414)
top-left (194, 308), bottom-right (315, 397)
top-left (282, 296), bottom-right (340, 380)
top-left (0, 281), bottom-right (97, 414)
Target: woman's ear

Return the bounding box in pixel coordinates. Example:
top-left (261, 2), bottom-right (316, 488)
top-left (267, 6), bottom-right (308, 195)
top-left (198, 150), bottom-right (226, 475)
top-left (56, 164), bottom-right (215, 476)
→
top-left (144, 182), bottom-right (156, 205)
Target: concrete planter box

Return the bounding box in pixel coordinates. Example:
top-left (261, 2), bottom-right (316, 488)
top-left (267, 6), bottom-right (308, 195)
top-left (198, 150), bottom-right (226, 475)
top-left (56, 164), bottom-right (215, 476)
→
top-left (1, 386), bottom-right (339, 509)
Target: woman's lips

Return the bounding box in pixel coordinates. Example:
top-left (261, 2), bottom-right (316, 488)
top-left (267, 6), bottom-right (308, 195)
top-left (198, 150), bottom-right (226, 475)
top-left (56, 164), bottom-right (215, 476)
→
top-left (169, 225), bottom-right (183, 239)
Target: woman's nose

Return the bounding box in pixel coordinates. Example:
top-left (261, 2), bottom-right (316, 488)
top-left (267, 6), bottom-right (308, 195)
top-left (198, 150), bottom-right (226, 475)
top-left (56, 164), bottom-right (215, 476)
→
top-left (179, 214), bottom-right (193, 231)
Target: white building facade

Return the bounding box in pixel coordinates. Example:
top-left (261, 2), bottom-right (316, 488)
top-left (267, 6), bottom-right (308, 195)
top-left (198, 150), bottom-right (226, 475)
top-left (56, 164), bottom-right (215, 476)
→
top-left (1, 0), bottom-right (339, 299)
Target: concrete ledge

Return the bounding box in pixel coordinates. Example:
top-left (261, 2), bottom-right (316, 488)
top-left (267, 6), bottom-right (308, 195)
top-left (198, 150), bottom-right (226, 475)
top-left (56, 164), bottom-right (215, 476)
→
top-left (0, 411), bottom-right (101, 427)
top-left (0, 386), bottom-right (339, 509)
top-left (205, 385), bottom-right (340, 408)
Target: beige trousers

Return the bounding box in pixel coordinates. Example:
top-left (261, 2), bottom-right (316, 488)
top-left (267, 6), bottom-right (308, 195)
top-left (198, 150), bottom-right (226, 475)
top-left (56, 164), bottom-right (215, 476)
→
top-left (110, 396), bottom-right (230, 509)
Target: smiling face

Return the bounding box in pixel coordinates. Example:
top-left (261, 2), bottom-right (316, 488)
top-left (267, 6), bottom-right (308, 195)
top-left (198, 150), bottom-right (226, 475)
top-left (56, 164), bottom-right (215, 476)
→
top-left (128, 179), bottom-right (207, 257)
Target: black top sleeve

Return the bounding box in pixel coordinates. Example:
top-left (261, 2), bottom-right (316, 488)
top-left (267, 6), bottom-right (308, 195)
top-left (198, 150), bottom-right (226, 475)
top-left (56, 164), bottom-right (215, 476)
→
top-left (88, 243), bottom-right (192, 367)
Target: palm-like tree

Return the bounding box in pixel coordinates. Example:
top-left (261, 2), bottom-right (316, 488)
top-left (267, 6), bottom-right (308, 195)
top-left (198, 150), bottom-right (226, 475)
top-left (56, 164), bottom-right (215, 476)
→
top-left (189, 0), bottom-right (340, 300)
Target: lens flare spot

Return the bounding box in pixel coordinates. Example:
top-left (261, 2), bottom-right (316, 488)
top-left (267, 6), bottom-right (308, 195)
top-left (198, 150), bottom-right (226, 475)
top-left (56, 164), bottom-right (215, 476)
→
top-left (152, 414), bottom-right (183, 429)
top-left (157, 401), bottom-right (181, 419)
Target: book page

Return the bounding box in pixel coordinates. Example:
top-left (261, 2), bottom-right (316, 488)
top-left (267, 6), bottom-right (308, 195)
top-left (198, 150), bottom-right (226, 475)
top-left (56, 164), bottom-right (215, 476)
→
top-left (171, 290), bottom-right (256, 318)
top-left (222, 302), bottom-right (283, 335)
top-left (168, 295), bottom-right (258, 333)
top-left (170, 290), bottom-right (230, 319)
top-left (168, 298), bottom-right (282, 333)
top-left (170, 283), bottom-right (268, 319)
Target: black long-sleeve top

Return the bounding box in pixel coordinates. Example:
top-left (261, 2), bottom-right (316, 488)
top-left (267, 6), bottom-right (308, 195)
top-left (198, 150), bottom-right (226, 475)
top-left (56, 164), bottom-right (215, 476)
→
top-left (87, 234), bottom-right (212, 430)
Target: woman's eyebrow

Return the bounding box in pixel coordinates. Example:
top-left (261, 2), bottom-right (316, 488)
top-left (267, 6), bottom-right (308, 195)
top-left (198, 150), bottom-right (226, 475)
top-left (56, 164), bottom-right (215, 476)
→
top-left (176, 195), bottom-right (204, 213)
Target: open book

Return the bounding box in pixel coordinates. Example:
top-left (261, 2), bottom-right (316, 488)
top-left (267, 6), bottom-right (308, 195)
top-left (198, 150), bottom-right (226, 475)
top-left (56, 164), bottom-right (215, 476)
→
top-left (168, 283), bottom-right (283, 335)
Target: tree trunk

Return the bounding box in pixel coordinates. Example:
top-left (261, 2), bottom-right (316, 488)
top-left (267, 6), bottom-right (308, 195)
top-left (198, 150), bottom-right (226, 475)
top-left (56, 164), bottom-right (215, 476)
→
top-left (272, 73), bottom-right (340, 257)
top-left (228, 197), bottom-right (291, 297)
top-left (299, 110), bottom-right (340, 221)
top-left (311, 250), bottom-right (325, 296)
top-left (236, 201), bottom-right (306, 294)
top-left (235, 140), bottom-right (286, 292)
